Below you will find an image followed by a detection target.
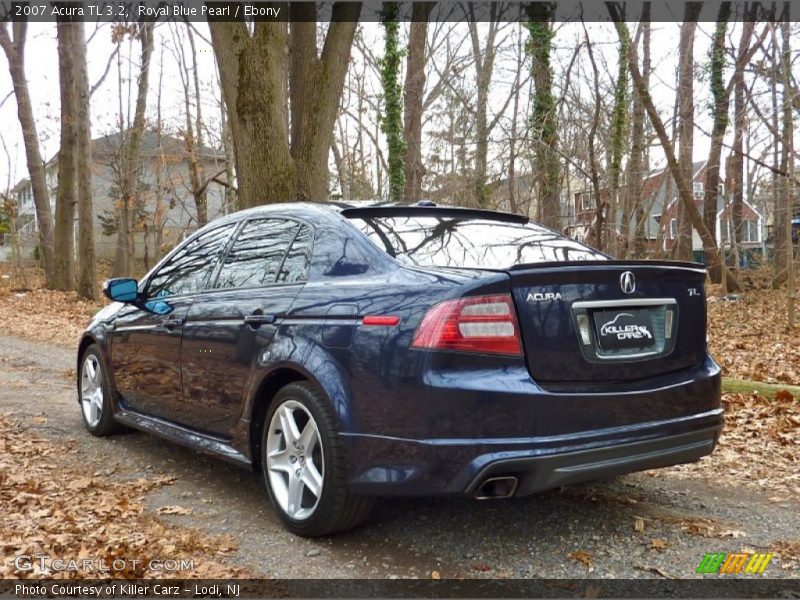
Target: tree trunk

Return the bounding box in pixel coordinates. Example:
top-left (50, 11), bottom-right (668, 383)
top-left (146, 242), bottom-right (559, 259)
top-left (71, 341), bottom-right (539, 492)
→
top-left (525, 8), bottom-right (560, 230)
top-left (626, 16), bottom-right (650, 258)
top-left (584, 31), bottom-right (604, 250)
top-left (185, 25), bottom-right (208, 226)
top-left (113, 22), bottom-right (154, 277)
top-left (607, 28), bottom-right (630, 256)
top-left (775, 21), bottom-right (793, 278)
top-left (468, 11), bottom-right (498, 209)
top-left (54, 21), bottom-right (78, 290)
top-left (730, 66), bottom-right (746, 266)
top-left (380, 3), bottom-right (405, 202)
top-left (73, 21), bottom-right (96, 300)
top-left (0, 23), bottom-right (56, 286)
top-left (211, 21), bottom-right (296, 207)
top-left (210, 5), bottom-right (359, 206)
top-left (403, 2), bottom-right (434, 203)
top-left (611, 16), bottom-right (740, 291)
top-left (675, 16), bottom-right (698, 262)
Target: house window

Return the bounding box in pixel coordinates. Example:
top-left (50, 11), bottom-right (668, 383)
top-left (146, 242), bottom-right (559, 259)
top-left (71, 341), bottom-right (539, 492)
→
top-left (742, 220), bottom-right (759, 243)
top-left (670, 218), bottom-right (677, 239)
top-left (693, 181), bottom-right (704, 199)
top-left (577, 192), bottom-right (595, 213)
top-left (721, 219), bottom-right (759, 243)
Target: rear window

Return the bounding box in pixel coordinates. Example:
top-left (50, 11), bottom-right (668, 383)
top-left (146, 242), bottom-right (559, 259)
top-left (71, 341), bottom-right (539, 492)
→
top-left (350, 216), bottom-right (607, 269)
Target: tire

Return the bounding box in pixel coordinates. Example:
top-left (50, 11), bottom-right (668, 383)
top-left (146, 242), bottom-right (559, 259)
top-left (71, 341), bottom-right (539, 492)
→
top-left (261, 382), bottom-right (373, 537)
top-left (78, 344), bottom-right (122, 437)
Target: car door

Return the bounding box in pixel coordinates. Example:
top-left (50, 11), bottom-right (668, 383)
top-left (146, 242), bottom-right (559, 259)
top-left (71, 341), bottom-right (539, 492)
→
top-left (109, 223), bottom-right (238, 422)
top-left (179, 218), bottom-right (314, 434)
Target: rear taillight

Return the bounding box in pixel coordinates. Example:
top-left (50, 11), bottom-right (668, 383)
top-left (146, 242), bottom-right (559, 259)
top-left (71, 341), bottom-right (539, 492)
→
top-left (411, 294), bottom-right (523, 356)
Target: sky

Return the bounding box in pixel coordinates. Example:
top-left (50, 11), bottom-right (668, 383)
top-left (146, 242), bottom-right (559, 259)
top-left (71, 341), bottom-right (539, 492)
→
top-left (0, 18), bottom-right (780, 197)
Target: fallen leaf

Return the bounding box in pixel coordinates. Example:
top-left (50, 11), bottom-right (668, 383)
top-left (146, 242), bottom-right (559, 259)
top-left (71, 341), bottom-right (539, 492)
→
top-left (634, 516), bottom-right (645, 532)
top-left (568, 550), bottom-right (593, 567)
top-left (430, 570), bottom-right (440, 580)
top-left (156, 505), bottom-right (193, 516)
top-left (649, 538), bottom-right (669, 551)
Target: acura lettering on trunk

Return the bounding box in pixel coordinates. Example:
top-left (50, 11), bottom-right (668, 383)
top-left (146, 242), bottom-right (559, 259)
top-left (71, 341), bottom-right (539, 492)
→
top-left (77, 202), bottom-right (723, 536)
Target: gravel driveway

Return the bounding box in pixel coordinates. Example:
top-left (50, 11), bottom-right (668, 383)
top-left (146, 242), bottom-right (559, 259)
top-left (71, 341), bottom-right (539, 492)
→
top-left (1, 334), bottom-right (798, 582)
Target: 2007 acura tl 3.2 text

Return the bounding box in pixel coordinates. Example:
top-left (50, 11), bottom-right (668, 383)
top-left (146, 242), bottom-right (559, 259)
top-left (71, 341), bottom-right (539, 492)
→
top-left (76, 202), bottom-right (722, 536)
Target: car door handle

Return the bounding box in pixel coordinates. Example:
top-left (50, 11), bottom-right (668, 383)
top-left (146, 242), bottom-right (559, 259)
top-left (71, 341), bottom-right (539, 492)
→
top-left (162, 317), bottom-right (185, 330)
top-left (244, 313), bottom-right (276, 328)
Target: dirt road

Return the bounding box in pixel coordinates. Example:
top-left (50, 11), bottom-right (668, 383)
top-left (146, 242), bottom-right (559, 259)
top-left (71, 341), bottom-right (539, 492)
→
top-left (1, 334), bottom-right (798, 581)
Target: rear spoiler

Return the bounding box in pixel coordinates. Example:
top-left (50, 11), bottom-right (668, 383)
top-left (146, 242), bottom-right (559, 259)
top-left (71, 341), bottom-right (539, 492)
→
top-left (506, 259), bottom-right (707, 274)
top-left (340, 205), bottom-right (529, 224)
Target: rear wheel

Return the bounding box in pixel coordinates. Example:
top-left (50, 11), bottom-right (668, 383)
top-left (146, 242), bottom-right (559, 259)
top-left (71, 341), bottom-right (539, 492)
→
top-left (79, 345), bottom-right (121, 436)
top-left (261, 382), bottom-right (373, 536)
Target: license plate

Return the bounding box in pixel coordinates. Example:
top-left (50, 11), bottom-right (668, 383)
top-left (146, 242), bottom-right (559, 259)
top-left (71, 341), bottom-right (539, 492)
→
top-left (593, 308), bottom-right (655, 350)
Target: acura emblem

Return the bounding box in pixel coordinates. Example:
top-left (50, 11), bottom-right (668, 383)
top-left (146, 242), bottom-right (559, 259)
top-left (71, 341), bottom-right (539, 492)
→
top-left (620, 271), bottom-right (636, 294)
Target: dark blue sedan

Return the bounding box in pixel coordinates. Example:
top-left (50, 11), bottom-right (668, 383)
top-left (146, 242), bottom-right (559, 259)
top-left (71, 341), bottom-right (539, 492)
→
top-left (77, 202), bottom-right (722, 536)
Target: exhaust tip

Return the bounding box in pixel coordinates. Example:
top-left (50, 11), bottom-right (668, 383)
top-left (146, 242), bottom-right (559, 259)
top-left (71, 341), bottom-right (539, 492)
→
top-left (474, 476), bottom-right (518, 500)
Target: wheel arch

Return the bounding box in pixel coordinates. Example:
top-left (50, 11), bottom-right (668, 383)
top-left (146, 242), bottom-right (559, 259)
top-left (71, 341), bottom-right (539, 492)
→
top-left (247, 352), bottom-right (355, 471)
top-left (76, 334), bottom-right (98, 400)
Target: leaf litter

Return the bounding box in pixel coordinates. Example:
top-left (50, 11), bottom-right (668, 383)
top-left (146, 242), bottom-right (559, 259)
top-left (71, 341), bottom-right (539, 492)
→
top-left (0, 413), bottom-right (249, 579)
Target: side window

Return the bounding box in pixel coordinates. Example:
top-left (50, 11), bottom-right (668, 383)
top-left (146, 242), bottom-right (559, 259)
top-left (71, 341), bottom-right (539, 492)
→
top-left (277, 225), bottom-right (313, 283)
top-left (146, 224), bottom-right (236, 298)
top-left (215, 218), bottom-right (299, 289)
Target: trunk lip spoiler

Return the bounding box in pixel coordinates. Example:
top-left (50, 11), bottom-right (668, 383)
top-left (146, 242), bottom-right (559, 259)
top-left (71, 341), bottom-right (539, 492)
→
top-left (506, 260), bottom-right (707, 275)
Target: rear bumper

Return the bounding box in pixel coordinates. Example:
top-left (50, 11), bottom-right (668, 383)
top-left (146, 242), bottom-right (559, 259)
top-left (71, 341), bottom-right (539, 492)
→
top-left (465, 425), bottom-right (720, 497)
top-left (342, 408), bottom-right (723, 497)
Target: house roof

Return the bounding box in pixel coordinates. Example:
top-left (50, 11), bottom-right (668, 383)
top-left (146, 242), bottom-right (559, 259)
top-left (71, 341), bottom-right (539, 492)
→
top-left (14, 130), bottom-right (227, 192)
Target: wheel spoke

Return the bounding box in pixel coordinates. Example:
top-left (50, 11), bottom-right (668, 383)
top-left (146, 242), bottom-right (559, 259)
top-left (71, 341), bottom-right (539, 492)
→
top-left (286, 472), bottom-right (304, 516)
top-left (278, 406), bottom-right (301, 446)
top-left (299, 421), bottom-right (318, 454)
top-left (85, 360), bottom-right (96, 383)
top-left (90, 398), bottom-right (100, 423)
top-left (301, 463), bottom-right (322, 498)
top-left (267, 448), bottom-right (291, 473)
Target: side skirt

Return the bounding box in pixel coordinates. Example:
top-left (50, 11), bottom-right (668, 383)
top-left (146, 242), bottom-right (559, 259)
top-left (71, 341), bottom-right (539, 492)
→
top-left (113, 408), bottom-right (253, 469)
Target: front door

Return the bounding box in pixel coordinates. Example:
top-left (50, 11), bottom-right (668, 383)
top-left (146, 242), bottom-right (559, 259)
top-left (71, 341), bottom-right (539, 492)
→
top-left (109, 223), bottom-right (238, 422)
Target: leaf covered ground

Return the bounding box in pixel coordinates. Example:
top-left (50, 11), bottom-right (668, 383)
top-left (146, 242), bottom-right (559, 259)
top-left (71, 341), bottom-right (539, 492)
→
top-left (0, 413), bottom-right (249, 579)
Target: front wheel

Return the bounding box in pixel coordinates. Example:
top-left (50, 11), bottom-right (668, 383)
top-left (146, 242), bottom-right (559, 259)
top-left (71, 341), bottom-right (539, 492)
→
top-left (79, 345), bottom-right (121, 436)
top-left (261, 382), bottom-right (373, 537)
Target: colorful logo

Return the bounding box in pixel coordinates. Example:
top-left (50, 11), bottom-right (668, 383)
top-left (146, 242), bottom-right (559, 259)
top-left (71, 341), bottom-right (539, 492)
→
top-left (696, 552), bottom-right (773, 574)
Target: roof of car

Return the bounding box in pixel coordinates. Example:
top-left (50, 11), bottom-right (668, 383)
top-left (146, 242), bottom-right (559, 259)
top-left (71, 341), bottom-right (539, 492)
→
top-left (211, 200), bottom-right (528, 227)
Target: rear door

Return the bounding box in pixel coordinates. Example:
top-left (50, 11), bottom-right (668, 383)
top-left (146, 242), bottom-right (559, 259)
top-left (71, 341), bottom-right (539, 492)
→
top-left (509, 261), bottom-right (707, 384)
top-left (179, 218), bottom-right (313, 434)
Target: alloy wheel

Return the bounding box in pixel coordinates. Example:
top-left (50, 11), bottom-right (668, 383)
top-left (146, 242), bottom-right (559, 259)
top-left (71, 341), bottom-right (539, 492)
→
top-left (81, 355), bottom-right (104, 428)
top-left (266, 400), bottom-right (324, 521)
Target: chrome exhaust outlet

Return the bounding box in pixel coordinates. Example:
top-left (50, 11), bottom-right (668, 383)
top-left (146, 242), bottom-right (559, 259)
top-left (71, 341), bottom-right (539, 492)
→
top-left (474, 476), bottom-right (518, 500)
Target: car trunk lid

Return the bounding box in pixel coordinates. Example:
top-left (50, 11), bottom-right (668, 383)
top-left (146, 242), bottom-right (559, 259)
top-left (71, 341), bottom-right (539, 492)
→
top-left (507, 261), bottom-right (708, 384)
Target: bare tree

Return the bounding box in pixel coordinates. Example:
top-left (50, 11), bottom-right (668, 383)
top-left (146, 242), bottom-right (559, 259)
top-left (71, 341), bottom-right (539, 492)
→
top-left (54, 21), bottom-right (78, 290)
top-left (74, 21), bottom-right (96, 299)
top-left (209, 4), bottom-right (360, 206)
top-left (403, 2), bottom-right (435, 202)
top-left (611, 15), bottom-right (740, 291)
top-left (674, 13), bottom-right (699, 262)
top-left (112, 22), bottom-right (154, 277)
top-left (0, 22), bottom-right (56, 285)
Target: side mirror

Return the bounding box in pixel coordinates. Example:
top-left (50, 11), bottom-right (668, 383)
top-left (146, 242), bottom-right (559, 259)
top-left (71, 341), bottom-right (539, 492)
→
top-left (103, 278), bottom-right (139, 303)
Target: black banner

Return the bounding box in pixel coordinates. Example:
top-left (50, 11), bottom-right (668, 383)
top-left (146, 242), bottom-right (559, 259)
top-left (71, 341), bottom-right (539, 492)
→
top-left (0, 0), bottom-right (797, 23)
top-left (3, 578), bottom-right (800, 598)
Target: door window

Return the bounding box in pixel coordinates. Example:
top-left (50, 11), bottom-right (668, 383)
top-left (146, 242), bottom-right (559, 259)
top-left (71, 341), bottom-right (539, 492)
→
top-left (214, 218), bottom-right (300, 289)
top-left (277, 225), bottom-right (313, 283)
top-left (146, 224), bottom-right (237, 298)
